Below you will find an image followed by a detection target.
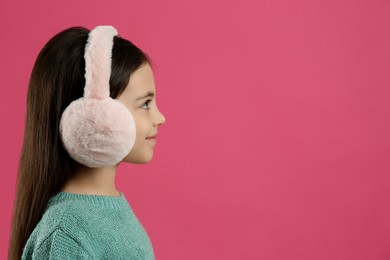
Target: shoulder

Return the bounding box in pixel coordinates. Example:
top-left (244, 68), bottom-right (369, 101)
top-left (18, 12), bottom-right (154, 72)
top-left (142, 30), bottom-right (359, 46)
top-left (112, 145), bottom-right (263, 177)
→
top-left (23, 197), bottom-right (132, 259)
top-left (41, 199), bottom-right (104, 238)
top-left (38, 199), bottom-right (89, 232)
top-left (24, 200), bottom-right (96, 252)
top-left (23, 228), bottom-right (93, 259)
top-left (22, 200), bottom-right (99, 259)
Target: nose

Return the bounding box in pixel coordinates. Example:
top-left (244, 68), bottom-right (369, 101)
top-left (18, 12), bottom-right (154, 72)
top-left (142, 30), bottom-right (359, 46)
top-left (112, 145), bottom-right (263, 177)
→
top-left (154, 107), bottom-right (166, 127)
top-left (158, 112), bottom-right (166, 126)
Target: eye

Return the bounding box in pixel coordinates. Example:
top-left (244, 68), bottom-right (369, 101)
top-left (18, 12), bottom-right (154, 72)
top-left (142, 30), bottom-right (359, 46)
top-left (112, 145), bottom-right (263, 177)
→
top-left (141, 99), bottom-right (152, 110)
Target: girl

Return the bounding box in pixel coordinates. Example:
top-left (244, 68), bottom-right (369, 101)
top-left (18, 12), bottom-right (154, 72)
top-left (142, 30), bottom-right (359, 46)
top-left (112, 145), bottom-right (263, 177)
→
top-left (8, 25), bottom-right (166, 260)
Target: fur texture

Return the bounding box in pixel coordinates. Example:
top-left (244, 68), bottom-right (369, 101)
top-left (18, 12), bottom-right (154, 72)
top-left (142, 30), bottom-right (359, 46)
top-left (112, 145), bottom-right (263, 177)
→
top-left (83, 26), bottom-right (117, 99)
top-left (59, 26), bottom-right (136, 168)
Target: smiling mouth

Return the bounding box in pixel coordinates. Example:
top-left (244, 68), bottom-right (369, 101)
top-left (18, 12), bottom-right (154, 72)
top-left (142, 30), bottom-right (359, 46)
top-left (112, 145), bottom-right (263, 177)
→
top-left (146, 138), bottom-right (156, 145)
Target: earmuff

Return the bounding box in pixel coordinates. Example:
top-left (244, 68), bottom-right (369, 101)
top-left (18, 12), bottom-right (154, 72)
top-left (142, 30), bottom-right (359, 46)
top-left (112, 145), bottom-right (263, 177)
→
top-left (59, 25), bottom-right (136, 168)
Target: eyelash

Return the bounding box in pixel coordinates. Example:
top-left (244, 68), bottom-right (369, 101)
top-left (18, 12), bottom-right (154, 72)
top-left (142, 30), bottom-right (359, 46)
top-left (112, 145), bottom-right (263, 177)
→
top-left (141, 99), bottom-right (152, 110)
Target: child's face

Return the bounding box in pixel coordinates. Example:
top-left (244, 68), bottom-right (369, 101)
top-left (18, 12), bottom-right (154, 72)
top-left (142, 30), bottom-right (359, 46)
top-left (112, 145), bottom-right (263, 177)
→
top-left (116, 62), bottom-right (166, 164)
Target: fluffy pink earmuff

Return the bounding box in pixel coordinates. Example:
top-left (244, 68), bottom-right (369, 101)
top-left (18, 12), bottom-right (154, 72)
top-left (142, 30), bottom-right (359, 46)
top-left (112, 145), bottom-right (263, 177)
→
top-left (59, 25), bottom-right (136, 168)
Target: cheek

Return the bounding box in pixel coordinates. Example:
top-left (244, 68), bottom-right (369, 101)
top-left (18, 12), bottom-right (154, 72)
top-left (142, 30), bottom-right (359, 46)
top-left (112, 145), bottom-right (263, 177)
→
top-left (132, 115), bottom-right (141, 133)
top-left (132, 114), bottom-right (148, 138)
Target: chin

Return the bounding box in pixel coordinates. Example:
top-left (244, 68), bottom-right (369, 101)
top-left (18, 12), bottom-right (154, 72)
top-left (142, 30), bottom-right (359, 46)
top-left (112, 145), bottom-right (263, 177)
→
top-left (121, 154), bottom-right (153, 164)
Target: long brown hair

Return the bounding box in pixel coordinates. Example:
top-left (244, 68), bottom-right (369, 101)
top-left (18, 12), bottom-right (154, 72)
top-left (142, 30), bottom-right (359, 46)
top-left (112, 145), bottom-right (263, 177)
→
top-left (8, 26), bottom-right (151, 260)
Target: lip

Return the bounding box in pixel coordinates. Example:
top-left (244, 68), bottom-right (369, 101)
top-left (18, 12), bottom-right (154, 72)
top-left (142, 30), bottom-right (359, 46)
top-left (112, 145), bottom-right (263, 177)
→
top-left (146, 138), bottom-right (156, 145)
top-left (146, 134), bottom-right (157, 145)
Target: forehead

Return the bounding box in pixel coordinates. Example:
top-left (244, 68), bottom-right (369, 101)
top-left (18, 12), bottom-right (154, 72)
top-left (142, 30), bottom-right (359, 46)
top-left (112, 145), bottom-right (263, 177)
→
top-left (122, 63), bottom-right (156, 98)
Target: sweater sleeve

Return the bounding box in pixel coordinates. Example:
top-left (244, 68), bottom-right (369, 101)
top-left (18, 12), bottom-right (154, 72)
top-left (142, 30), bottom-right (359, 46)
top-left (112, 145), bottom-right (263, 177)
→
top-left (33, 228), bottom-right (93, 260)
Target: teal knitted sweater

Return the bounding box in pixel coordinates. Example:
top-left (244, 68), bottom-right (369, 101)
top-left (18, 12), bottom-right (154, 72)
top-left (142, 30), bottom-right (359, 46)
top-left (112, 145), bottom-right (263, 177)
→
top-left (21, 191), bottom-right (155, 259)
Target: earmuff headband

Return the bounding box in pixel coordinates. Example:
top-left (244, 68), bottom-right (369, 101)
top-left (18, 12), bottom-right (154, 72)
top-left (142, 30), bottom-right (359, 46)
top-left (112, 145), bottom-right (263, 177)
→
top-left (84, 26), bottom-right (118, 99)
top-left (59, 25), bottom-right (136, 168)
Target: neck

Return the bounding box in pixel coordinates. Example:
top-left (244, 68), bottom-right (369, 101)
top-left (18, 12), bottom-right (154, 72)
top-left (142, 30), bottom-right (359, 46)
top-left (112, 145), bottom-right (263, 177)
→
top-left (60, 162), bottom-right (120, 196)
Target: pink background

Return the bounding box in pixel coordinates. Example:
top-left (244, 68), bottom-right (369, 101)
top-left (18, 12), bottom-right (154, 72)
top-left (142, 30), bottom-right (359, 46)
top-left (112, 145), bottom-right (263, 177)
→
top-left (1, 0), bottom-right (390, 259)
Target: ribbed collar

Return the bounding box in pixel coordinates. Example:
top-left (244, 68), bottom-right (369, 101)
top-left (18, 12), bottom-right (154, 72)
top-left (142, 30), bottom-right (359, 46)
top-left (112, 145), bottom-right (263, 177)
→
top-left (47, 190), bottom-right (130, 210)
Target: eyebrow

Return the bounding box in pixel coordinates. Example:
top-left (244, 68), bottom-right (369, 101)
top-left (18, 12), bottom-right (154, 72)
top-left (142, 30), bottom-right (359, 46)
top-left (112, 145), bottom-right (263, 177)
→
top-left (134, 91), bottom-right (155, 102)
